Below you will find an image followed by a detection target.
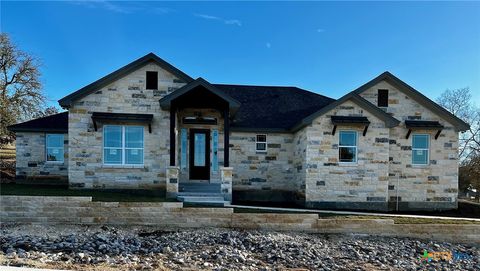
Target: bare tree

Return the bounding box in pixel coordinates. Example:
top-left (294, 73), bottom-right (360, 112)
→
top-left (437, 87), bottom-right (480, 200)
top-left (436, 87), bottom-right (480, 160)
top-left (0, 32), bottom-right (46, 137)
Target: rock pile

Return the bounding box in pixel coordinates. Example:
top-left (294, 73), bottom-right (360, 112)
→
top-left (1, 224), bottom-right (478, 270)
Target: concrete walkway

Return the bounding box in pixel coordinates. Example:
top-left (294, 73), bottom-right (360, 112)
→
top-left (227, 204), bottom-right (480, 222)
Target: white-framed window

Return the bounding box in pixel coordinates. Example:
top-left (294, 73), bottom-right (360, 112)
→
top-left (46, 134), bottom-right (64, 162)
top-left (339, 130), bottom-right (357, 163)
top-left (103, 125), bottom-right (144, 165)
top-left (412, 134), bottom-right (429, 165)
top-left (256, 134), bottom-right (267, 152)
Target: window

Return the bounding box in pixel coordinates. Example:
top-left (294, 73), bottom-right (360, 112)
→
top-left (146, 71), bottom-right (158, 90)
top-left (256, 134), bottom-right (267, 152)
top-left (378, 89), bottom-right (389, 107)
top-left (412, 134), bottom-right (429, 165)
top-left (104, 125), bottom-right (144, 165)
top-left (46, 134), bottom-right (64, 162)
top-left (339, 131), bottom-right (357, 163)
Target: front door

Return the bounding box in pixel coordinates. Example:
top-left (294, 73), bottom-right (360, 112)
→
top-left (189, 129), bottom-right (210, 180)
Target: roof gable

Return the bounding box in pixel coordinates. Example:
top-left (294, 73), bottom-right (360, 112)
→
top-left (353, 71), bottom-right (470, 131)
top-left (58, 53), bottom-right (193, 108)
top-left (291, 92), bottom-right (400, 132)
top-left (159, 78), bottom-right (241, 112)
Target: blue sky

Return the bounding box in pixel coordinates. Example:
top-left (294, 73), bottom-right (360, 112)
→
top-left (2, 1), bottom-right (480, 108)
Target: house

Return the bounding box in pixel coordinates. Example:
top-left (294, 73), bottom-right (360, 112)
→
top-left (8, 53), bottom-right (469, 211)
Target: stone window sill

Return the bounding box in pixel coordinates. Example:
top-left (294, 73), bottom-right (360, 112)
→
top-left (101, 164), bottom-right (145, 169)
top-left (45, 161), bottom-right (65, 165)
top-left (338, 162), bottom-right (358, 167)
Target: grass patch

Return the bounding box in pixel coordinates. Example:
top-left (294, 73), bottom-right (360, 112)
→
top-left (0, 183), bottom-right (173, 202)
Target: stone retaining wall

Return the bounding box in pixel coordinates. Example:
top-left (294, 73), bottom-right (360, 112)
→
top-left (1, 196), bottom-right (478, 243)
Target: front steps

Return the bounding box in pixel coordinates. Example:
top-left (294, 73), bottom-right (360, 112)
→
top-left (177, 182), bottom-right (228, 206)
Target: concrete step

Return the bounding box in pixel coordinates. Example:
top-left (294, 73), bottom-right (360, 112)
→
top-left (177, 192), bottom-right (223, 197)
top-left (177, 196), bottom-right (225, 202)
top-left (177, 195), bottom-right (228, 207)
top-left (179, 183), bottom-right (221, 193)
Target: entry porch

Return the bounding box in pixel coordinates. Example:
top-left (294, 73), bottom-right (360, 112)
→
top-left (160, 78), bottom-right (239, 202)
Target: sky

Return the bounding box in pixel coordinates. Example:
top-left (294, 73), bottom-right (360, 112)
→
top-left (2, 1), bottom-right (480, 108)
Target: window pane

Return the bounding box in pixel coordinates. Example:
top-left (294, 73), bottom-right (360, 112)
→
top-left (46, 134), bottom-right (63, 148)
top-left (412, 149), bottom-right (428, 165)
top-left (47, 148), bottom-right (63, 162)
top-left (194, 133), bottom-right (206, 167)
top-left (256, 143), bottom-right (266, 151)
top-left (256, 135), bottom-right (266, 142)
top-left (125, 126), bottom-right (143, 148)
top-left (339, 147), bottom-right (356, 162)
top-left (126, 149), bottom-right (143, 164)
top-left (413, 135), bottom-right (429, 149)
top-left (104, 148), bottom-right (122, 164)
top-left (104, 126), bottom-right (122, 148)
top-left (339, 131), bottom-right (356, 146)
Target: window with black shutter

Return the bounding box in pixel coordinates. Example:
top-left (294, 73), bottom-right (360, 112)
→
top-left (378, 89), bottom-right (389, 107)
top-left (146, 71), bottom-right (158, 90)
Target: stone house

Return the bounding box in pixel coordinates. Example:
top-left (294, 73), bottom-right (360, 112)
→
top-left (8, 53), bottom-right (469, 211)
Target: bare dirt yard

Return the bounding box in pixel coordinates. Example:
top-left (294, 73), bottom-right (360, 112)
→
top-left (1, 224), bottom-right (478, 271)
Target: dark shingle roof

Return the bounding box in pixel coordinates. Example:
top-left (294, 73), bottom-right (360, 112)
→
top-left (213, 84), bottom-right (335, 131)
top-left (7, 112), bottom-right (68, 133)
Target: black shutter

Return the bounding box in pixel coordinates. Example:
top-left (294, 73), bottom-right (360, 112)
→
top-left (378, 89), bottom-right (389, 107)
top-left (146, 71), bottom-right (158, 90)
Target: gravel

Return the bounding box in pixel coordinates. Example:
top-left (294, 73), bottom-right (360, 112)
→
top-left (1, 224), bottom-right (479, 270)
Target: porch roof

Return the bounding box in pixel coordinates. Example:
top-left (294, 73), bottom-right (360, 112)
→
top-left (7, 112), bottom-right (68, 133)
top-left (159, 78), bottom-right (241, 114)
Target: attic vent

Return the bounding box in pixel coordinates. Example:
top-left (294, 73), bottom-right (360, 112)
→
top-left (146, 71), bottom-right (158, 90)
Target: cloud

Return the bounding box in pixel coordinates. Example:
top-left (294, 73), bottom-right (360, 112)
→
top-left (70, 1), bottom-right (134, 14)
top-left (152, 7), bottom-right (174, 14)
top-left (70, 1), bottom-right (173, 15)
top-left (266, 42), bottom-right (271, 49)
top-left (317, 28), bottom-right (326, 33)
top-left (225, 19), bottom-right (242, 27)
top-left (195, 13), bottom-right (221, 20)
top-left (194, 13), bottom-right (242, 27)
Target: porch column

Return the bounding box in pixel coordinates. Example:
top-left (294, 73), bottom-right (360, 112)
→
top-left (223, 109), bottom-right (230, 167)
top-left (169, 107), bottom-right (176, 166)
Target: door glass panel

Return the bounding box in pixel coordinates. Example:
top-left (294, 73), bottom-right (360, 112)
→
top-left (194, 133), bottom-right (206, 167)
top-left (212, 130), bottom-right (218, 172)
top-left (180, 129), bottom-right (187, 170)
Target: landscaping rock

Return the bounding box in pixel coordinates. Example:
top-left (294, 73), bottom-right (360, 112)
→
top-left (0, 224), bottom-right (478, 270)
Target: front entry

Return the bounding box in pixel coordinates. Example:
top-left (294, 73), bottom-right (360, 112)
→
top-left (189, 129), bottom-right (210, 180)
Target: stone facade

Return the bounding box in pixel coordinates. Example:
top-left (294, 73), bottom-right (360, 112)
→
top-left (301, 100), bottom-right (391, 211)
top-left (15, 132), bottom-right (68, 184)
top-left (229, 132), bottom-right (298, 203)
top-left (68, 62), bottom-right (186, 189)
top-left (11, 59), bottom-right (463, 211)
top-left (359, 80), bottom-right (459, 210)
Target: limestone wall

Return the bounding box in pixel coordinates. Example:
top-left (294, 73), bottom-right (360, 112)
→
top-left (15, 132), bottom-right (68, 184)
top-left (68, 62), bottom-right (186, 189)
top-left (229, 132), bottom-right (297, 202)
top-left (303, 100), bottom-right (391, 211)
top-left (293, 129), bottom-right (307, 202)
top-left (1, 196), bottom-right (478, 243)
top-left (359, 80), bottom-right (459, 210)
